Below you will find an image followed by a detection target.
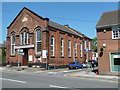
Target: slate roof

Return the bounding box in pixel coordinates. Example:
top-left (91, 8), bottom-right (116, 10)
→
top-left (96, 10), bottom-right (120, 28)
top-left (49, 21), bottom-right (82, 37)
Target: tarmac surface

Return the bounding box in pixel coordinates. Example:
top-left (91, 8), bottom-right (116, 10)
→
top-left (0, 66), bottom-right (120, 82)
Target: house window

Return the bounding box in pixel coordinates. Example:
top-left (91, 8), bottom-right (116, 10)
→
top-left (36, 29), bottom-right (42, 54)
top-left (23, 31), bottom-right (27, 45)
top-left (68, 40), bottom-right (71, 57)
top-left (74, 41), bottom-right (77, 57)
top-left (60, 38), bottom-right (64, 57)
top-left (27, 33), bottom-right (30, 44)
top-left (88, 41), bottom-right (91, 50)
top-left (20, 31), bottom-right (29, 45)
top-left (11, 33), bottom-right (15, 55)
top-left (80, 43), bottom-right (83, 57)
top-left (51, 36), bottom-right (55, 56)
top-left (20, 34), bottom-right (22, 45)
top-left (112, 27), bottom-right (120, 39)
top-left (84, 40), bottom-right (86, 49)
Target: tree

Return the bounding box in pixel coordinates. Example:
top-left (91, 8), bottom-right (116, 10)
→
top-left (92, 37), bottom-right (97, 52)
top-left (2, 48), bottom-right (6, 63)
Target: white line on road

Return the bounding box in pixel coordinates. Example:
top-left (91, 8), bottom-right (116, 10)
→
top-left (49, 85), bottom-right (68, 88)
top-left (0, 78), bottom-right (27, 83)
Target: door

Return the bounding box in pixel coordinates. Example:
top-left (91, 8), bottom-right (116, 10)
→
top-left (23, 49), bottom-right (28, 66)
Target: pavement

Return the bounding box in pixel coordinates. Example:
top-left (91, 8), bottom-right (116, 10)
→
top-left (66, 70), bottom-right (120, 82)
top-left (1, 66), bottom-right (120, 82)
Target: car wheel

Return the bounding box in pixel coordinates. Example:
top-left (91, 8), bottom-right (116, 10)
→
top-left (68, 67), bottom-right (71, 69)
top-left (76, 67), bottom-right (78, 69)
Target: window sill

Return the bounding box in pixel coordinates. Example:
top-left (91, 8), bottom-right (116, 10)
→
top-left (10, 55), bottom-right (15, 57)
top-left (112, 38), bottom-right (119, 40)
top-left (51, 56), bottom-right (55, 58)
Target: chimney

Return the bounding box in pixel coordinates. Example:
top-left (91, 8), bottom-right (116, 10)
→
top-left (64, 25), bottom-right (69, 28)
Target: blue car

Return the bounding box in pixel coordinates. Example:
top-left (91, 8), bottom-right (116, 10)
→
top-left (68, 61), bottom-right (83, 69)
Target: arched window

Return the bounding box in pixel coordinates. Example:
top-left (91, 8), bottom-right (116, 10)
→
top-left (60, 38), bottom-right (64, 57)
top-left (51, 36), bottom-right (55, 56)
top-left (11, 33), bottom-right (15, 55)
top-left (20, 28), bottom-right (29, 45)
top-left (36, 29), bottom-right (42, 54)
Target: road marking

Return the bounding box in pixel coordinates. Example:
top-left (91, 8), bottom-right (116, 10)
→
top-left (0, 78), bottom-right (27, 83)
top-left (60, 71), bottom-right (70, 73)
top-left (48, 72), bottom-right (57, 74)
top-left (49, 85), bottom-right (68, 88)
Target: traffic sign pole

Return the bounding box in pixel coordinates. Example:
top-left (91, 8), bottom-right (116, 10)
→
top-left (18, 49), bottom-right (20, 69)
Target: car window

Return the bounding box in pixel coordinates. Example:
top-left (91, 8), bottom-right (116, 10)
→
top-left (76, 62), bottom-right (80, 64)
top-left (69, 62), bottom-right (75, 64)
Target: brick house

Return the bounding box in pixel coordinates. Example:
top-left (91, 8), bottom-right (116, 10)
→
top-left (96, 10), bottom-right (120, 75)
top-left (6, 7), bottom-right (92, 67)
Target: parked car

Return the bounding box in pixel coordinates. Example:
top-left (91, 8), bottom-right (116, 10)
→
top-left (68, 61), bottom-right (83, 69)
top-left (82, 63), bottom-right (92, 68)
top-left (88, 60), bottom-right (98, 67)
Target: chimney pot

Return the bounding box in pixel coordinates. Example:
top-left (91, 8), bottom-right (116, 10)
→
top-left (64, 25), bottom-right (69, 27)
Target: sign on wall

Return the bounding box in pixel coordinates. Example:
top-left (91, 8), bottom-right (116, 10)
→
top-left (42, 50), bottom-right (48, 58)
top-left (29, 55), bottom-right (33, 61)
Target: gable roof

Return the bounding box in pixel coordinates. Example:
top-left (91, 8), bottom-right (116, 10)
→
top-left (7, 7), bottom-right (48, 29)
top-left (96, 10), bottom-right (120, 28)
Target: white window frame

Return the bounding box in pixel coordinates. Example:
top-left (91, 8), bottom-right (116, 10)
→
top-left (68, 40), bottom-right (71, 57)
top-left (112, 27), bottom-right (120, 39)
top-left (27, 32), bottom-right (29, 44)
top-left (84, 40), bottom-right (86, 49)
top-left (11, 33), bottom-right (15, 56)
top-left (20, 34), bottom-right (22, 45)
top-left (80, 43), bottom-right (83, 57)
top-left (23, 31), bottom-right (26, 45)
top-left (51, 36), bottom-right (55, 57)
top-left (36, 29), bottom-right (42, 54)
top-left (60, 38), bottom-right (64, 57)
top-left (74, 41), bottom-right (77, 57)
top-left (88, 41), bottom-right (91, 50)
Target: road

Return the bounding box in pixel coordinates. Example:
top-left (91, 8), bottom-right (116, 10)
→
top-left (1, 70), bottom-right (119, 89)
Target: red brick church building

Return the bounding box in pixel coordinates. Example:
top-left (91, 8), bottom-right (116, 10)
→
top-left (6, 7), bottom-right (92, 67)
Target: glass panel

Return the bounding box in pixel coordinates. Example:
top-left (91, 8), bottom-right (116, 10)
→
top-left (114, 58), bottom-right (120, 65)
top-left (51, 36), bottom-right (54, 56)
top-left (12, 34), bottom-right (15, 44)
top-left (37, 29), bottom-right (42, 41)
top-left (51, 37), bottom-right (53, 45)
top-left (37, 42), bottom-right (41, 52)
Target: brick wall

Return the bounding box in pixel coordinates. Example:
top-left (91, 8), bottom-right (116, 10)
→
top-left (6, 8), bottom-right (92, 66)
top-left (97, 28), bottom-right (120, 75)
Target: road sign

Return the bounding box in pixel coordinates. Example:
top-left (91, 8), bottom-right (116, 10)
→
top-left (18, 52), bottom-right (24, 55)
top-left (18, 49), bottom-right (23, 53)
top-left (46, 50), bottom-right (48, 54)
top-left (85, 48), bottom-right (89, 53)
